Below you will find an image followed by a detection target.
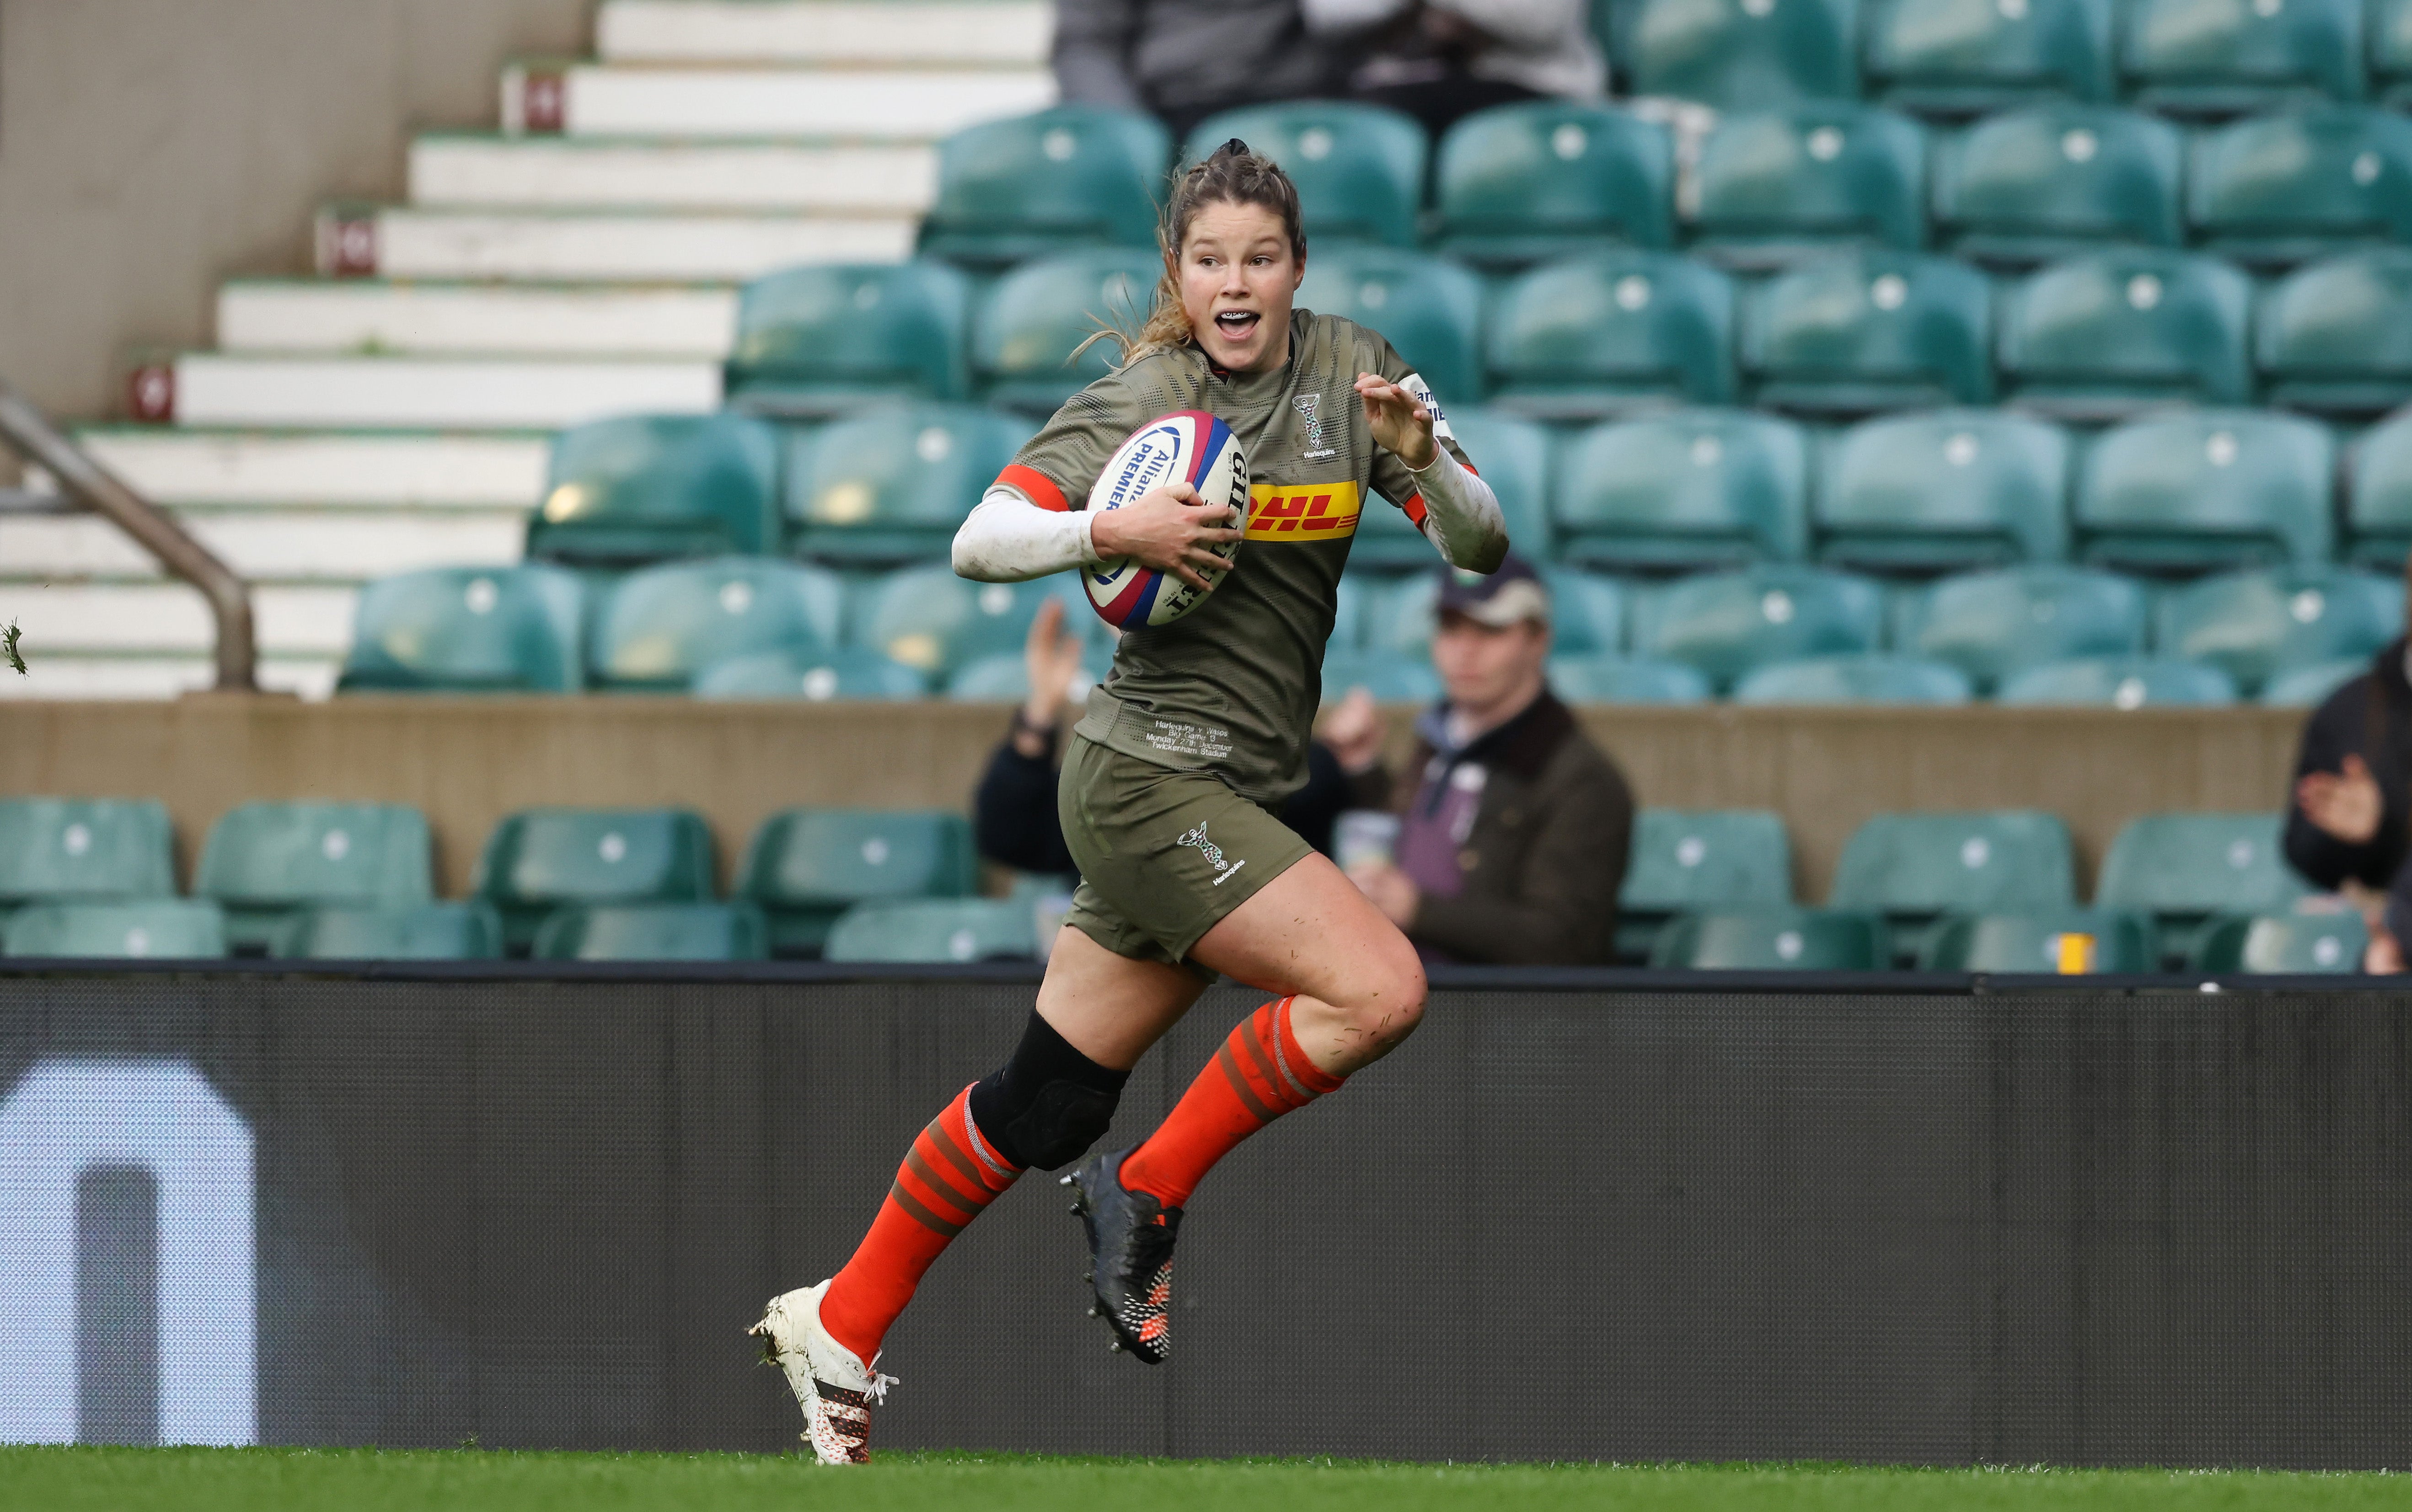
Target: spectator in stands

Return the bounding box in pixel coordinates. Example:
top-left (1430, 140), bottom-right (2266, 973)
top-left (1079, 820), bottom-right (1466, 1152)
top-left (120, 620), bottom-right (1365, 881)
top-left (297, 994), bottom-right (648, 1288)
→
top-left (1053, 0), bottom-right (1342, 143)
top-left (1326, 0), bottom-right (1607, 142)
top-left (2286, 576), bottom-right (2412, 970)
top-left (1323, 554), bottom-right (1632, 965)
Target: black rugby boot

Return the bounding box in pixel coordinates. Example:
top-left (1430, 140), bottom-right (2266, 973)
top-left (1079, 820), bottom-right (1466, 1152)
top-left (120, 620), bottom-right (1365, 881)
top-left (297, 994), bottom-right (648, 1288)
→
top-left (1062, 1148), bottom-right (1180, 1363)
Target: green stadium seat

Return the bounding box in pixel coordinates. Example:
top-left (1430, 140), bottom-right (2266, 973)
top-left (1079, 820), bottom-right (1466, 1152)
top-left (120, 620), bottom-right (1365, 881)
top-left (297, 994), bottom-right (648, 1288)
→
top-left (473, 807), bottom-right (716, 955)
top-left (2194, 908), bottom-right (2367, 972)
top-left (2189, 110), bottom-right (2412, 269)
top-left (917, 107), bottom-right (1169, 269)
top-left (338, 565), bottom-right (586, 694)
top-left (2151, 567), bottom-right (2401, 695)
top-left (1622, 0), bottom-right (1860, 106)
top-left (1921, 908), bottom-right (2153, 971)
top-left (724, 262), bottom-right (971, 417)
top-left (1319, 649), bottom-right (1443, 705)
top-left (1732, 653), bottom-right (1975, 703)
top-left (2257, 248), bottom-right (2412, 417)
top-left (1486, 251), bottom-right (1738, 418)
top-left (2074, 411), bottom-right (2335, 572)
top-left (1329, 574), bottom-right (1368, 651)
top-left (286, 902), bottom-right (504, 961)
top-left (1892, 565), bottom-right (2148, 691)
top-left (692, 646), bottom-right (928, 701)
top-left (851, 565), bottom-right (1093, 682)
top-left (2376, 0), bottom-right (2412, 104)
top-left (1619, 808), bottom-right (1794, 961)
top-left (0, 797), bottom-right (174, 911)
top-left (590, 557), bottom-right (846, 692)
top-left (1184, 103), bottom-right (1426, 247)
top-left (2259, 656), bottom-right (2366, 706)
top-left (1994, 655), bottom-right (2240, 705)
top-left (1742, 252), bottom-right (1994, 415)
top-left (2118, 0), bottom-right (2365, 113)
top-left (971, 247), bottom-right (1161, 415)
top-left (1692, 106), bottom-right (1930, 270)
top-left (786, 401), bottom-right (1033, 565)
top-left (1549, 654), bottom-right (1715, 704)
top-left (823, 897), bottom-right (1042, 963)
top-left (1431, 102), bottom-right (1675, 266)
top-left (1831, 810), bottom-right (2076, 961)
top-left (1, 900), bottom-right (225, 960)
top-left (738, 808), bottom-right (979, 956)
top-left (1540, 567), bottom-right (1632, 653)
top-left (1630, 566), bottom-right (1886, 691)
top-left (945, 652), bottom-right (1098, 701)
top-left (1814, 409), bottom-right (2068, 571)
top-left (527, 413), bottom-right (782, 567)
top-left (2094, 812), bottom-right (2309, 965)
top-left (1294, 246), bottom-right (1485, 403)
top-left (2348, 409), bottom-right (2412, 567)
top-left (195, 801), bottom-right (434, 955)
top-left (1552, 410), bottom-right (1809, 572)
top-left (1996, 250), bottom-right (2253, 420)
top-left (1930, 105), bottom-right (2183, 267)
top-left (1861, 0), bottom-right (2116, 112)
top-left (1649, 908), bottom-right (1885, 969)
top-left (531, 902), bottom-right (768, 962)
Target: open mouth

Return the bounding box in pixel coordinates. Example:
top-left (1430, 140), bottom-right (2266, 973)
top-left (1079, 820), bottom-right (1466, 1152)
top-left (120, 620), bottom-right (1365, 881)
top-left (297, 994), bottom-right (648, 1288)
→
top-left (1212, 310), bottom-right (1260, 340)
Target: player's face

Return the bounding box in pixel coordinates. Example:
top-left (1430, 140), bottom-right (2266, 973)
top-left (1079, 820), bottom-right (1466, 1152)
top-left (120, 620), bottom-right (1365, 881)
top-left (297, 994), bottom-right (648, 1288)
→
top-left (1178, 200), bottom-right (1304, 374)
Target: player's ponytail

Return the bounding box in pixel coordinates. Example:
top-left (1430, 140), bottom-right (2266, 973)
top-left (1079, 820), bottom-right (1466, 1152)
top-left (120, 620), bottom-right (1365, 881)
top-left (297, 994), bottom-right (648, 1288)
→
top-left (1083, 139), bottom-right (1308, 366)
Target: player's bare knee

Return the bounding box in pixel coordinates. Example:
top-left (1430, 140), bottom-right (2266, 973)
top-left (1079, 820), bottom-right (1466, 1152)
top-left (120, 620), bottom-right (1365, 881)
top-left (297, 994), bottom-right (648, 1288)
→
top-left (1336, 951), bottom-right (1426, 1049)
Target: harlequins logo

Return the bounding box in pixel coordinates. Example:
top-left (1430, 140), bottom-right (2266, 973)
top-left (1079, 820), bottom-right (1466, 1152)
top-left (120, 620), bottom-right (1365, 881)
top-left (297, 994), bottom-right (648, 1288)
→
top-left (1294, 394), bottom-right (1335, 459)
top-left (1175, 823), bottom-right (1248, 885)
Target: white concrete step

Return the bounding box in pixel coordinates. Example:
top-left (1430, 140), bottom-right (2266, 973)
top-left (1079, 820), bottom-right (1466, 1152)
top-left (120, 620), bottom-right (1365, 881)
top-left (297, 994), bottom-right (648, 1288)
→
top-left (315, 205), bottom-right (913, 281)
top-left (220, 280), bottom-right (739, 358)
top-left (501, 61), bottom-right (1053, 139)
top-left (596, 0), bottom-right (1051, 64)
top-left (409, 134), bottom-right (938, 213)
top-left (0, 510), bottom-right (524, 583)
top-left (0, 583), bottom-right (358, 656)
top-left (73, 429), bottom-right (550, 508)
top-left (0, 656), bottom-right (340, 701)
top-left (126, 354), bottom-right (720, 430)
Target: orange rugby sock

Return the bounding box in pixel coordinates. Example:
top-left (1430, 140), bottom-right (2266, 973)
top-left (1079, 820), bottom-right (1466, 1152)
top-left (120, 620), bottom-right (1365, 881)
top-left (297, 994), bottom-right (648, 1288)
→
top-left (1118, 997), bottom-right (1345, 1210)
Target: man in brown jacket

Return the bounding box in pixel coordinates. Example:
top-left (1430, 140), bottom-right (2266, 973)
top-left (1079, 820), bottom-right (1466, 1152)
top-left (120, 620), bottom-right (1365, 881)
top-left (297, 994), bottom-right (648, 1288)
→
top-left (1323, 554), bottom-right (1634, 965)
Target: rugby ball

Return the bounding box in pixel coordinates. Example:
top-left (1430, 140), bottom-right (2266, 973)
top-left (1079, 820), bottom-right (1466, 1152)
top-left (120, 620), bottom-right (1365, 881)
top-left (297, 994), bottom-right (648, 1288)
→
top-left (1084, 411), bottom-right (1248, 629)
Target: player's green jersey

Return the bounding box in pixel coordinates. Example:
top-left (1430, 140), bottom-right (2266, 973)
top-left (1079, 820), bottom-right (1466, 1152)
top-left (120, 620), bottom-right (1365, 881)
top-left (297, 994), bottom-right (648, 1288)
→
top-left (995, 309), bottom-right (1477, 807)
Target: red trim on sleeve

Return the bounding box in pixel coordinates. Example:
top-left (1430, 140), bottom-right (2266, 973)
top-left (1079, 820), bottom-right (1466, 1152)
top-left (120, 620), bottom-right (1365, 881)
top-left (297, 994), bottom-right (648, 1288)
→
top-left (1403, 492), bottom-right (1430, 527)
top-left (997, 463), bottom-right (1070, 513)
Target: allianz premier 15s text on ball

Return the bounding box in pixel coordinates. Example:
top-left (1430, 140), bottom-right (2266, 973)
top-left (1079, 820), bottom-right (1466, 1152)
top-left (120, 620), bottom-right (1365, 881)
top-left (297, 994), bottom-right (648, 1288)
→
top-left (1083, 411), bottom-right (1249, 630)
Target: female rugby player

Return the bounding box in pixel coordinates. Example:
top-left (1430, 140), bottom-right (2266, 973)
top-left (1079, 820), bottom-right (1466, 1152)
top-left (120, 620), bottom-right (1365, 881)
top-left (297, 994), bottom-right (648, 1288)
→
top-left (754, 141), bottom-right (1509, 1465)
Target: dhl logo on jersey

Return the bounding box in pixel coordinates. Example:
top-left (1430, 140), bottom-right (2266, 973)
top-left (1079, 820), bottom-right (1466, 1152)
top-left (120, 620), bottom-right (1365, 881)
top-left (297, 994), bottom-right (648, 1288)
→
top-left (1244, 481), bottom-right (1363, 541)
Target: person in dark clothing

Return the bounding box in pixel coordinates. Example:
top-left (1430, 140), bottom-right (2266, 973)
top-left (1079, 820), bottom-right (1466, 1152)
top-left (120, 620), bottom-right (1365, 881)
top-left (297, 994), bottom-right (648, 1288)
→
top-left (2286, 637), bottom-right (2412, 895)
top-left (1051, 0), bottom-right (1340, 145)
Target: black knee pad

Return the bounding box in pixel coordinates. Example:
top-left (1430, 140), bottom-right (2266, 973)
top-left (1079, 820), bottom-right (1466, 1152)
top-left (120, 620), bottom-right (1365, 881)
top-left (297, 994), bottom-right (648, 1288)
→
top-left (967, 1010), bottom-right (1129, 1171)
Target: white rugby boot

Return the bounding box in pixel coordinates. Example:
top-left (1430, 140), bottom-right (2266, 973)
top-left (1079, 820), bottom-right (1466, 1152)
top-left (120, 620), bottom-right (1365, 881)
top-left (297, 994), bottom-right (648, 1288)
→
top-left (750, 1280), bottom-right (896, 1465)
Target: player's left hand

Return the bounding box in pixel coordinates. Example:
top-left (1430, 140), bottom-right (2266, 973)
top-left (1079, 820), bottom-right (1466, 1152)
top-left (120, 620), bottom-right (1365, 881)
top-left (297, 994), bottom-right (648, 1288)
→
top-left (1354, 372), bottom-right (1438, 471)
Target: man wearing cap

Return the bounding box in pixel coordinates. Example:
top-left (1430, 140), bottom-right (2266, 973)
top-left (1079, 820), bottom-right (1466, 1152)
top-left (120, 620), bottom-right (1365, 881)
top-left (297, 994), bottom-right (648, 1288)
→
top-left (1322, 553), bottom-right (1634, 965)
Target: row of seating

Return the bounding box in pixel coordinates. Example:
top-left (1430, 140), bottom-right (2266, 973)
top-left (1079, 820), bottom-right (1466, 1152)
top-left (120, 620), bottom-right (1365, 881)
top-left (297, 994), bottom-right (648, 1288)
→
top-left (1647, 905), bottom-right (2361, 971)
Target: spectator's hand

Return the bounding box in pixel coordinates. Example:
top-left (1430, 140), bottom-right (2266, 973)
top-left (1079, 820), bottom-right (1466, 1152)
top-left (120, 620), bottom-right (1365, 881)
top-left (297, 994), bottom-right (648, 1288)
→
top-left (2298, 754), bottom-right (2383, 845)
top-left (1349, 860), bottom-right (1419, 930)
top-left (1319, 686), bottom-right (1386, 774)
top-left (2369, 919), bottom-right (2405, 974)
top-left (1014, 598), bottom-right (1086, 757)
top-left (1088, 481), bottom-right (1241, 593)
top-left (1353, 372), bottom-right (1438, 470)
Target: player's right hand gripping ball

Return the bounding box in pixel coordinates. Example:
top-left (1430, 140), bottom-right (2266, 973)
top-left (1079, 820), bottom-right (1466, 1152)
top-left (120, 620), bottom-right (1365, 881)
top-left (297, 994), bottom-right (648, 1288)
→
top-left (1084, 411), bottom-right (1248, 629)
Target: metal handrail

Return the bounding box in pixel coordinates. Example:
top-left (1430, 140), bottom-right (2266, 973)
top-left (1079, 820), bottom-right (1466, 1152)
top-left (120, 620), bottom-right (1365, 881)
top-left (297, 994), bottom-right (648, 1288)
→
top-left (0, 376), bottom-right (256, 690)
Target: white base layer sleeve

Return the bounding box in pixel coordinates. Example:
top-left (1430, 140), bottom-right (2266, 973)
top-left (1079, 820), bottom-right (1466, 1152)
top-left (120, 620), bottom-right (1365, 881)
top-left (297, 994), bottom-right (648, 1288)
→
top-left (951, 486), bottom-right (1099, 583)
top-left (1410, 444), bottom-right (1512, 572)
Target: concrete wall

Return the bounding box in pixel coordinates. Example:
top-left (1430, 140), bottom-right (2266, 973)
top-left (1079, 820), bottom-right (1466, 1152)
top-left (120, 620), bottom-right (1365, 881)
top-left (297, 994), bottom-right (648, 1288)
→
top-left (0, 0), bottom-right (590, 426)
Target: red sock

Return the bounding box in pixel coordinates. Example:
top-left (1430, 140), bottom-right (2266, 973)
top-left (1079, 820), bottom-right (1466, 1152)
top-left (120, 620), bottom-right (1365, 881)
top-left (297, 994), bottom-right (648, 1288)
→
top-left (819, 1085), bottom-right (1021, 1363)
top-left (1120, 997), bottom-right (1344, 1210)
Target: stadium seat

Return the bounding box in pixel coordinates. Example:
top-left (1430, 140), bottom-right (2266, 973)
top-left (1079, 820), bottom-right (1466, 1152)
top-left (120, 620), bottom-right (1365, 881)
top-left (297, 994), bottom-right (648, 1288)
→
top-left (823, 897), bottom-right (1041, 963)
top-left (1618, 808), bottom-right (1795, 960)
top-left (1996, 250), bottom-right (2254, 420)
top-left (338, 565), bottom-right (586, 694)
top-left (1540, 567), bottom-right (1633, 653)
top-left (286, 902), bottom-right (504, 961)
top-left (1921, 908), bottom-right (2154, 971)
top-left (0, 797), bottom-right (175, 912)
top-left (1431, 102), bottom-right (1676, 266)
top-left (1, 900), bottom-right (226, 960)
top-left (1629, 566), bottom-right (1886, 690)
top-left (2118, 0), bottom-right (2365, 114)
top-left (1548, 654), bottom-right (1715, 704)
top-left (1892, 565), bottom-right (2149, 691)
top-left (2194, 908), bottom-right (2367, 972)
top-left (1486, 251), bottom-right (1738, 418)
top-left (1731, 654), bottom-right (1974, 703)
top-left (1861, 0), bottom-right (2116, 113)
top-left (1813, 409), bottom-right (2069, 570)
top-left (1930, 105), bottom-right (2183, 267)
top-left (2073, 410), bottom-right (2335, 572)
top-left (473, 807), bottom-right (716, 955)
top-left (738, 808), bottom-right (979, 957)
top-left (2349, 409), bottom-right (2412, 566)
top-left (1184, 103), bottom-right (1426, 247)
top-left (852, 565), bottom-right (1092, 683)
top-left (2189, 110), bottom-right (2412, 268)
top-left (531, 902), bottom-right (769, 962)
top-left (1993, 656), bottom-right (2240, 706)
top-left (2257, 249), bottom-right (2412, 417)
top-left (1648, 908), bottom-right (1885, 969)
top-left (1319, 649), bottom-right (1444, 705)
top-left (1690, 105), bottom-right (1930, 270)
top-left (2094, 812), bottom-right (2309, 965)
top-left (692, 646), bottom-right (927, 701)
top-left (1742, 252), bottom-right (1994, 414)
top-left (527, 412), bottom-right (783, 566)
top-left (786, 401), bottom-right (1033, 565)
top-left (945, 652), bottom-right (1098, 701)
top-left (1830, 810), bottom-right (2076, 960)
top-left (589, 557), bottom-right (846, 692)
top-left (2259, 656), bottom-right (2366, 706)
top-left (195, 801), bottom-right (434, 955)
top-left (723, 262), bottom-right (972, 416)
top-left (2150, 567), bottom-right (2401, 695)
top-left (1621, 0), bottom-right (1860, 107)
top-left (2377, 0), bottom-right (2412, 104)
top-left (1360, 572), bottom-right (1443, 657)
top-left (917, 106), bottom-right (1170, 269)
top-left (971, 247), bottom-right (1161, 415)
top-left (1552, 409), bottom-right (1810, 571)
top-left (1294, 246), bottom-right (1485, 403)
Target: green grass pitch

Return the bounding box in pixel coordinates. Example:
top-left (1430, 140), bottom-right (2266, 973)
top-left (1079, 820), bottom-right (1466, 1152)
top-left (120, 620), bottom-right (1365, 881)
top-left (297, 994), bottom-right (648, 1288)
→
top-left (7, 1449), bottom-right (2412, 1511)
